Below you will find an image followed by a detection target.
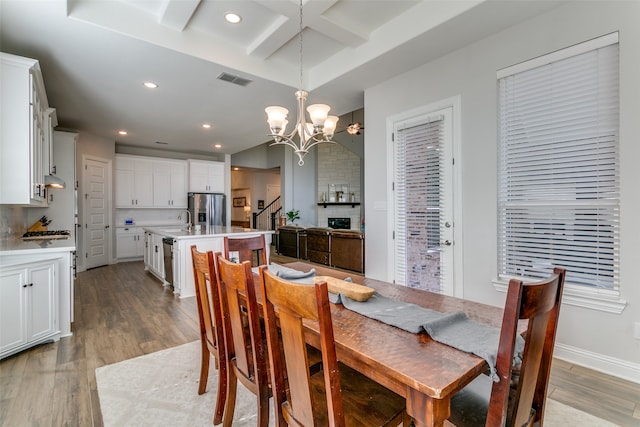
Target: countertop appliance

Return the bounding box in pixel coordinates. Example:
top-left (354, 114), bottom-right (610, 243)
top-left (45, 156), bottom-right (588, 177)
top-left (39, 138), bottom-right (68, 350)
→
top-left (188, 192), bottom-right (226, 228)
top-left (328, 218), bottom-right (351, 229)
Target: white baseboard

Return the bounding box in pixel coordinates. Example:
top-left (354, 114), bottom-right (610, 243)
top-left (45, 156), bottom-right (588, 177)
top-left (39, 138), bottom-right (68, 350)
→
top-left (554, 342), bottom-right (640, 384)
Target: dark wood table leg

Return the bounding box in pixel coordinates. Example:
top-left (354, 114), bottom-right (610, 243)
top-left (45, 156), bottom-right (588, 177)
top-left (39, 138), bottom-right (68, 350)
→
top-left (407, 387), bottom-right (450, 427)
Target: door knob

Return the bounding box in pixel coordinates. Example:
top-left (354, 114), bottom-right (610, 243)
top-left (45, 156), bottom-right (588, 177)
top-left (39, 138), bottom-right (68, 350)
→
top-left (441, 240), bottom-right (452, 246)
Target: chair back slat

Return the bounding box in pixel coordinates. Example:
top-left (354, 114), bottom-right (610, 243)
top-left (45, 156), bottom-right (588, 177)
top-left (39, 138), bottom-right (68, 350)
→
top-left (224, 235), bottom-right (267, 266)
top-left (259, 266), bottom-right (346, 427)
top-left (191, 248), bottom-right (221, 348)
top-left (487, 268), bottom-right (566, 427)
top-left (216, 254), bottom-right (267, 385)
top-left (190, 246), bottom-right (227, 424)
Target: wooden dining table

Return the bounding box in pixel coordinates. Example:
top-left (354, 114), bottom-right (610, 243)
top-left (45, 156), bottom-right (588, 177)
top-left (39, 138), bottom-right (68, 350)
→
top-left (280, 262), bottom-right (513, 427)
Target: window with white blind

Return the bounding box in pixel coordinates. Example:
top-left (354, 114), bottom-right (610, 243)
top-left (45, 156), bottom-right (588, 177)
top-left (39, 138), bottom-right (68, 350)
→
top-left (393, 106), bottom-right (454, 294)
top-left (497, 33), bottom-right (620, 294)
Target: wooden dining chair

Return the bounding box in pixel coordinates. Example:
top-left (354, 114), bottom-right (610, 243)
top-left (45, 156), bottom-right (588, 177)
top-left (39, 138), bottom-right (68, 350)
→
top-left (190, 245), bottom-right (228, 425)
top-left (447, 267), bottom-right (566, 427)
top-left (224, 234), bottom-right (267, 267)
top-left (258, 266), bottom-right (408, 427)
top-left (214, 253), bottom-right (271, 427)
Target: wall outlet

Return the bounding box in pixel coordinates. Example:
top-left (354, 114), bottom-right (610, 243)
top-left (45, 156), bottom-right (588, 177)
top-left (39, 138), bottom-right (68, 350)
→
top-left (634, 322), bottom-right (640, 340)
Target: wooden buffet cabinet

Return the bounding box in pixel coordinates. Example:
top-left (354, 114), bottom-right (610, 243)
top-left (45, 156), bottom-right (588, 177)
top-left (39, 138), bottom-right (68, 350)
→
top-left (278, 226), bottom-right (364, 273)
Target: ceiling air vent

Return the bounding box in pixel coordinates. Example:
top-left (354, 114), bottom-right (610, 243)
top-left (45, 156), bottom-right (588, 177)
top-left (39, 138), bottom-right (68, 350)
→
top-left (217, 72), bottom-right (252, 87)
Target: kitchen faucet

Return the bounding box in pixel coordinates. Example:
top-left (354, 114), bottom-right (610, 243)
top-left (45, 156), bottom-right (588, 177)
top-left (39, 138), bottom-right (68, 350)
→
top-left (178, 210), bottom-right (192, 231)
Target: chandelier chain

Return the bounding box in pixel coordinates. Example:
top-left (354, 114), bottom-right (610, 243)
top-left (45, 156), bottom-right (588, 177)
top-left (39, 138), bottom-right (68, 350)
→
top-left (299, 0), bottom-right (304, 91)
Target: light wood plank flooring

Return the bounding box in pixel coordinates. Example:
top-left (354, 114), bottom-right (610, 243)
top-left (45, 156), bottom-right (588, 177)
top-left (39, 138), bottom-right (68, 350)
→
top-left (1, 257), bottom-right (638, 426)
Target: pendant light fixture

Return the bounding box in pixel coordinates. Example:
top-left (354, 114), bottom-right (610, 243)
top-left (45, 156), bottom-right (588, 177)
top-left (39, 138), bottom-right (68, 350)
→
top-left (265, 0), bottom-right (338, 166)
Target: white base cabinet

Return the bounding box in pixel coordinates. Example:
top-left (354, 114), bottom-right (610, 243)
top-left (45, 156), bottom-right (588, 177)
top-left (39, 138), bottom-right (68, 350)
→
top-left (143, 232), bottom-right (165, 282)
top-left (171, 231), bottom-right (271, 298)
top-left (0, 249), bottom-right (74, 360)
top-left (116, 227), bottom-right (144, 259)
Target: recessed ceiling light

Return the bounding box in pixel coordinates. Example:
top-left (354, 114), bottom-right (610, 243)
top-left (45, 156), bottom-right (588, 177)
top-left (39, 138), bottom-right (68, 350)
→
top-left (224, 12), bottom-right (241, 24)
top-left (213, 144), bottom-right (222, 149)
top-left (143, 82), bottom-right (158, 89)
top-left (233, 167), bottom-right (240, 171)
top-left (202, 123), bottom-right (212, 129)
top-left (118, 130), bottom-right (128, 135)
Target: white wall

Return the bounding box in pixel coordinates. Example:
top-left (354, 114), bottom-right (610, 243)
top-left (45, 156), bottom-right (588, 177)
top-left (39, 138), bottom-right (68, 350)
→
top-left (364, 1), bottom-right (640, 380)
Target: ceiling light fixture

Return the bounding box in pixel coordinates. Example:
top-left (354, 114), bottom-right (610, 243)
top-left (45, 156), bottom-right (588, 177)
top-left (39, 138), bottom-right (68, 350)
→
top-left (346, 122), bottom-right (363, 135)
top-left (224, 13), bottom-right (241, 24)
top-left (202, 123), bottom-right (211, 129)
top-left (265, 0), bottom-right (338, 166)
top-left (143, 82), bottom-right (158, 89)
top-left (118, 130), bottom-right (128, 135)
top-left (213, 144), bottom-right (222, 149)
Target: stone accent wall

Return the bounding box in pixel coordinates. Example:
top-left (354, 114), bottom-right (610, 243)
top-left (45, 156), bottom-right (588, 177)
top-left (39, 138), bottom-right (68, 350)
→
top-left (317, 143), bottom-right (361, 229)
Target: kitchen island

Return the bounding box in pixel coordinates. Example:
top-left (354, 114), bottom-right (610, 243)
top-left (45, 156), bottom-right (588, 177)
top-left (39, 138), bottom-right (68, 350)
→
top-left (142, 226), bottom-right (273, 298)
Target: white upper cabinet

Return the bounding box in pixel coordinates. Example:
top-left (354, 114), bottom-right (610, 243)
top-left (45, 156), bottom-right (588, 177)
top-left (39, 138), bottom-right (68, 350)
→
top-left (115, 155), bottom-right (154, 207)
top-left (0, 53), bottom-right (53, 206)
top-left (153, 159), bottom-right (187, 208)
top-left (188, 159), bottom-right (224, 193)
top-left (115, 154), bottom-right (187, 208)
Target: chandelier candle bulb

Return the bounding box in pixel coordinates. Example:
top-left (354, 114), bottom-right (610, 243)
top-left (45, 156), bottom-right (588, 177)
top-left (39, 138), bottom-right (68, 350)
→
top-left (323, 115), bottom-right (339, 138)
top-left (307, 104), bottom-right (330, 129)
top-left (265, 106), bottom-right (288, 131)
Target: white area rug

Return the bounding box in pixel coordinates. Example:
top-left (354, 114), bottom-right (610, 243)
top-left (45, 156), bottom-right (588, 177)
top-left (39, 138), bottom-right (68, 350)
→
top-left (96, 341), bottom-right (618, 427)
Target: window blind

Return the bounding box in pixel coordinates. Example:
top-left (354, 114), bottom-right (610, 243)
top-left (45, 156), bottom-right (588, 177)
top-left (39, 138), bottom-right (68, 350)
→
top-left (395, 116), bottom-right (446, 292)
top-left (497, 37), bottom-right (619, 290)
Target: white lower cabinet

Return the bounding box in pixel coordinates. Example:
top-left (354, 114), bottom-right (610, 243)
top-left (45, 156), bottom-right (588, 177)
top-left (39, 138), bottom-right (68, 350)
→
top-left (143, 232), bottom-right (165, 281)
top-left (116, 227), bottom-right (144, 259)
top-left (0, 259), bottom-right (57, 358)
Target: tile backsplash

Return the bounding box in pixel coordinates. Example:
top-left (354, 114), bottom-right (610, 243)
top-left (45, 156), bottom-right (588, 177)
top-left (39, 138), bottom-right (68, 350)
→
top-left (317, 143), bottom-right (362, 229)
top-left (0, 205), bottom-right (28, 244)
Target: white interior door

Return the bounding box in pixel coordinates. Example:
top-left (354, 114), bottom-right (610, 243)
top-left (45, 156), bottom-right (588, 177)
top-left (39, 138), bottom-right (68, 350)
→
top-left (84, 157), bottom-right (110, 269)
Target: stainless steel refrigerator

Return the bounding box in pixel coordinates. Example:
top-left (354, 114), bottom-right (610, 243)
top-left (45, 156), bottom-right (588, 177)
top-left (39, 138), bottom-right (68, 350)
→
top-left (188, 192), bottom-right (226, 227)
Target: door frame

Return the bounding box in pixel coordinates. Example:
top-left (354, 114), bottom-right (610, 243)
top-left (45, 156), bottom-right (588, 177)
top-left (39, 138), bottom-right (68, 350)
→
top-left (80, 154), bottom-right (113, 271)
top-left (386, 96), bottom-right (463, 297)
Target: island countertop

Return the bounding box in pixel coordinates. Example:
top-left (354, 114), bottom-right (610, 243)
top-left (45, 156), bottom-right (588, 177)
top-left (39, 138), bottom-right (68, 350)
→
top-left (142, 225), bottom-right (274, 240)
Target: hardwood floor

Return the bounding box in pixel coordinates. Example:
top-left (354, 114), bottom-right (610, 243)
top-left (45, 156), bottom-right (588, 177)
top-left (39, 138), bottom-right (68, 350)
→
top-left (0, 256), bottom-right (638, 426)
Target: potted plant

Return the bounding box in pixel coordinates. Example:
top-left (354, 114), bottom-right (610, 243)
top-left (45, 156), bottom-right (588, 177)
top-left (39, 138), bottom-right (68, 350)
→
top-left (285, 209), bottom-right (300, 225)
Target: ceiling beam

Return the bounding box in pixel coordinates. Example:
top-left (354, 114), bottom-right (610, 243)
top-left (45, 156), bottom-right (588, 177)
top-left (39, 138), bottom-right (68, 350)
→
top-left (248, 0), bottom-right (366, 59)
top-left (158, 0), bottom-right (200, 32)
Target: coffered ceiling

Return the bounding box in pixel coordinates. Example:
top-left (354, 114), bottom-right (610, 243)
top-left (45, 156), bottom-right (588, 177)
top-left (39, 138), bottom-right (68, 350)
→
top-left (0, 0), bottom-right (566, 156)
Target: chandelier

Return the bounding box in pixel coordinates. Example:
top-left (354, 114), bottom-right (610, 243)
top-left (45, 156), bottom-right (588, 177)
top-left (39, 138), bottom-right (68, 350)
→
top-left (265, 0), bottom-right (338, 166)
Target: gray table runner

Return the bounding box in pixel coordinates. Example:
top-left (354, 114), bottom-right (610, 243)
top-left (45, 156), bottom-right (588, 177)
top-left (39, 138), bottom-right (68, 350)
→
top-left (257, 264), bottom-right (524, 382)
